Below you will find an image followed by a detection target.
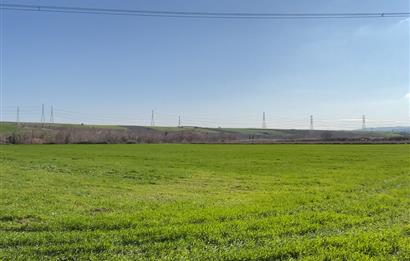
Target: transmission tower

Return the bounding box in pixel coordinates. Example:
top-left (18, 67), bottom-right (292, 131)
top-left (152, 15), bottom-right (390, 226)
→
top-left (362, 115), bottom-right (366, 130)
top-left (178, 116), bottom-right (181, 127)
top-left (50, 105), bottom-right (54, 124)
top-left (310, 115), bottom-right (314, 130)
top-left (262, 112), bottom-right (267, 129)
top-left (16, 106), bottom-right (20, 125)
top-left (150, 110), bottom-right (155, 126)
top-left (41, 104), bottom-right (45, 126)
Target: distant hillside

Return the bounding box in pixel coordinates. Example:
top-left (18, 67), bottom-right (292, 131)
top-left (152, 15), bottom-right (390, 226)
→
top-left (1, 122), bottom-right (409, 144)
top-left (364, 126), bottom-right (410, 133)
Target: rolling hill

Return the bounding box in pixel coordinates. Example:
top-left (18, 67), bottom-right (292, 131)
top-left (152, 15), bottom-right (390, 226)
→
top-left (0, 122), bottom-right (409, 144)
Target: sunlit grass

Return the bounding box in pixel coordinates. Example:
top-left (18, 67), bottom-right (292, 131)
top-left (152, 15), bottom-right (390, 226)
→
top-left (1, 144), bottom-right (409, 259)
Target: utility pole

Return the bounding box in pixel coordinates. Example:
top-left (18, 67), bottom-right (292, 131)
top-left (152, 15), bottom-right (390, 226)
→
top-left (362, 115), bottom-right (366, 130)
top-left (178, 115), bottom-right (181, 127)
top-left (41, 104), bottom-right (45, 127)
top-left (16, 106), bottom-right (20, 125)
top-left (310, 115), bottom-right (314, 130)
top-left (50, 105), bottom-right (54, 124)
top-left (150, 110), bottom-right (155, 127)
top-left (262, 112), bottom-right (267, 129)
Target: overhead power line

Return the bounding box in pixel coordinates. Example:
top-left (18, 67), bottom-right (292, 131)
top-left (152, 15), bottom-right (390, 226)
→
top-left (0, 4), bottom-right (409, 19)
top-left (3, 104), bottom-right (410, 130)
top-left (151, 110), bottom-right (155, 127)
top-left (262, 112), bottom-right (267, 129)
top-left (40, 104), bottom-right (45, 126)
top-left (310, 115), bottom-right (314, 130)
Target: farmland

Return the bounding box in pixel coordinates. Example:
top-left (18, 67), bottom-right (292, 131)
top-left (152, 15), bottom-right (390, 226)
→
top-left (1, 144), bottom-right (409, 259)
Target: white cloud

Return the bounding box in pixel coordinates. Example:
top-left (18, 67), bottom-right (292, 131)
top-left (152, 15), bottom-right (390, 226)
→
top-left (405, 92), bottom-right (410, 99)
top-left (399, 18), bottom-right (410, 25)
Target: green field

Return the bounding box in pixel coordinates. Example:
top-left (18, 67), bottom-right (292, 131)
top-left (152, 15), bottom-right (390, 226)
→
top-left (1, 144), bottom-right (409, 260)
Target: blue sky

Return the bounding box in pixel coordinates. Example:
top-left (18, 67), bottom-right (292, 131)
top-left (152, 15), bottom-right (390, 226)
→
top-left (1, 0), bottom-right (409, 129)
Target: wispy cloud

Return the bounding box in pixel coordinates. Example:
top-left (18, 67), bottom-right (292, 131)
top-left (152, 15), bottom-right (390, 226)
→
top-left (405, 92), bottom-right (410, 99)
top-left (399, 18), bottom-right (410, 25)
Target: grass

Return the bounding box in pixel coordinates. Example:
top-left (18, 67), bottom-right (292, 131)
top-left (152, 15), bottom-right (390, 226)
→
top-left (222, 128), bottom-right (287, 136)
top-left (65, 124), bottom-right (127, 130)
top-left (148, 126), bottom-right (222, 134)
top-left (0, 122), bottom-right (127, 134)
top-left (0, 123), bottom-right (17, 134)
top-left (0, 144), bottom-right (409, 260)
